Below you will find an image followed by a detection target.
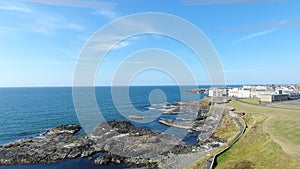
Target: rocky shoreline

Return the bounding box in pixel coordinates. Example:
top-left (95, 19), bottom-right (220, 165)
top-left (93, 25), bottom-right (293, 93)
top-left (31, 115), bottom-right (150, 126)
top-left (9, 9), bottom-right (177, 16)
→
top-left (157, 97), bottom-right (232, 142)
top-left (0, 97), bottom-right (231, 168)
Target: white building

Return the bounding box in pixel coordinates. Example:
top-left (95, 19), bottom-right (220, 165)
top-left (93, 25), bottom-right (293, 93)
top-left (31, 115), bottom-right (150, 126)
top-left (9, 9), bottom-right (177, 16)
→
top-left (209, 85), bottom-right (299, 99)
top-left (228, 88), bottom-right (251, 98)
top-left (208, 88), bottom-right (228, 97)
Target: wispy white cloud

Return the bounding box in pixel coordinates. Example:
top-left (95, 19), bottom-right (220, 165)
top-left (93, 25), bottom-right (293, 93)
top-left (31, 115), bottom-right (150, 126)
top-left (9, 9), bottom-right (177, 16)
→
top-left (225, 20), bottom-right (292, 32)
top-left (0, 26), bottom-right (20, 32)
top-left (17, 11), bottom-right (87, 35)
top-left (86, 19), bottom-right (157, 52)
top-left (0, 5), bottom-right (32, 13)
top-left (181, 0), bottom-right (282, 5)
top-left (113, 41), bottom-right (130, 49)
top-left (22, 0), bottom-right (118, 20)
top-left (235, 20), bottom-right (290, 42)
top-left (88, 35), bottom-right (147, 52)
top-left (239, 28), bottom-right (277, 42)
top-left (0, 58), bottom-right (64, 65)
top-left (0, 2), bottom-right (88, 35)
top-left (0, 0), bottom-right (119, 35)
top-left (87, 35), bottom-right (132, 51)
top-left (97, 10), bottom-right (119, 20)
top-left (22, 0), bottom-right (116, 10)
top-left (67, 24), bottom-right (85, 31)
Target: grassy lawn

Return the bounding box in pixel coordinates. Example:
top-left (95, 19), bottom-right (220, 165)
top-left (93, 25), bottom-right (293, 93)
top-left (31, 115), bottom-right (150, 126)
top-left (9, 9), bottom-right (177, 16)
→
top-left (266, 101), bottom-right (300, 110)
top-left (215, 99), bottom-right (300, 169)
top-left (240, 98), bottom-right (261, 105)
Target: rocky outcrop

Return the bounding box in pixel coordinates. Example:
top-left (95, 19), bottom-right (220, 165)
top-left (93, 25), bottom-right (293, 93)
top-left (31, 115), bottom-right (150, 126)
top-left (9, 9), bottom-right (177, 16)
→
top-left (157, 98), bottom-right (227, 143)
top-left (90, 121), bottom-right (185, 160)
top-left (128, 115), bottom-right (144, 120)
top-left (45, 124), bottom-right (81, 135)
top-left (94, 153), bottom-right (125, 165)
top-left (161, 101), bottom-right (200, 114)
top-left (159, 119), bottom-right (194, 130)
top-left (207, 97), bottom-right (231, 104)
top-left (0, 121), bottom-right (186, 166)
top-left (184, 88), bottom-right (209, 94)
top-left (0, 134), bottom-right (96, 165)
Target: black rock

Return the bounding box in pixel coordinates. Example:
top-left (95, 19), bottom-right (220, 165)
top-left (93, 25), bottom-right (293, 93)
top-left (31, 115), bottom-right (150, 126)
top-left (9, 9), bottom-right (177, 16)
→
top-left (0, 125), bottom-right (96, 165)
top-left (0, 121), bottom-right (193, 166)
top-left (45, 124), bottom-right (81, 135)
top-left (94, 156), bottom-right (111, 165)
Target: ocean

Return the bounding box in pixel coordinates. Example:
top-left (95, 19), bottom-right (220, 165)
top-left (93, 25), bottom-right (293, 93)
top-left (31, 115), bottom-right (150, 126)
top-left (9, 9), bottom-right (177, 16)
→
top-left (0, 86), bottom-right (207, 169)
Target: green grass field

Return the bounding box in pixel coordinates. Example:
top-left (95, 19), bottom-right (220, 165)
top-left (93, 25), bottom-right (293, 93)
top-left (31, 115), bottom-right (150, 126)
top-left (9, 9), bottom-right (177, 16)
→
top-left (239, 98), bottom-right (261, 105)
top-left (215, 99), bottom-right (300, 169)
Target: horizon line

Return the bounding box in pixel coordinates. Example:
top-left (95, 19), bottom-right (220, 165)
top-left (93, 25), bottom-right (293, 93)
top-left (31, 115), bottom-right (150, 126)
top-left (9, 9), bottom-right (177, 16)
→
top-left (1, 83), bottom-right (299, 88)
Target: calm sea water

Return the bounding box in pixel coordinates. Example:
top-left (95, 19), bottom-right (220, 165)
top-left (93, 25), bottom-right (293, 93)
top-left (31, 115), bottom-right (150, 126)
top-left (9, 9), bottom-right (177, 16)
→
top-left (0, 86), bottom-right (207, 169)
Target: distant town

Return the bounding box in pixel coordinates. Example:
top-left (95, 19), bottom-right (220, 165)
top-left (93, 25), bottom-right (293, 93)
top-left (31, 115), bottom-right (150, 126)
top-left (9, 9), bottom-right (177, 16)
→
top-left (188, 84), bottom-right (300, 103)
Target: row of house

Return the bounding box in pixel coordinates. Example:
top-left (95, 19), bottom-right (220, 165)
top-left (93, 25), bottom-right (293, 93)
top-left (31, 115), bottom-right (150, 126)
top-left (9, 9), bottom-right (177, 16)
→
top-left (208, 85), bottom-right (300, 102)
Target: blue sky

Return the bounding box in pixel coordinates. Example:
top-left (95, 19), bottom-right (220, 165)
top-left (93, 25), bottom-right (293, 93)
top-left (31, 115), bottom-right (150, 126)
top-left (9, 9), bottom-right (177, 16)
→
top-left (0, 0), bottom-right (299, 87)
